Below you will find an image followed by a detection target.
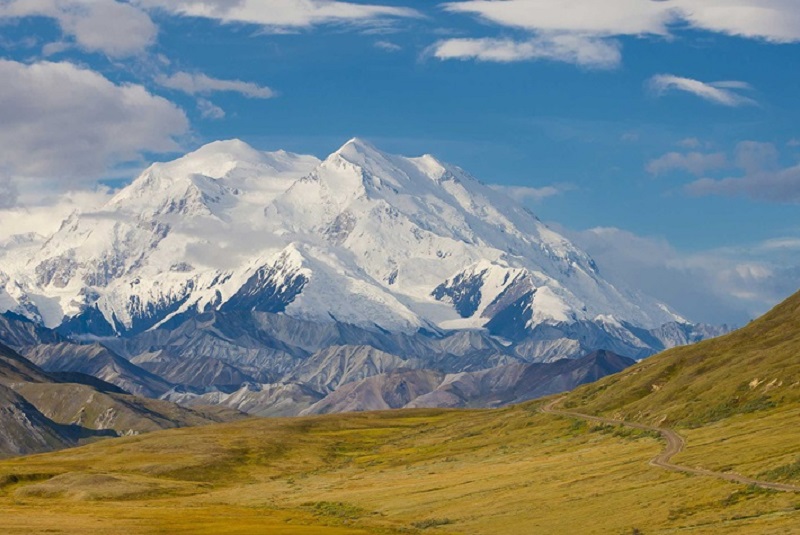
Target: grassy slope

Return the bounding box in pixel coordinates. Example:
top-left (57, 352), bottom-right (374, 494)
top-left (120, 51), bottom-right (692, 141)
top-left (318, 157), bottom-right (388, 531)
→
top-left (1, 403), bottom-right (799, 534)
top-left (557, 290), bottom-right (800, 488)
top-left (2, 292), bottom-right (800, 533)
top-left (564, 290), bottom-right (800, 428)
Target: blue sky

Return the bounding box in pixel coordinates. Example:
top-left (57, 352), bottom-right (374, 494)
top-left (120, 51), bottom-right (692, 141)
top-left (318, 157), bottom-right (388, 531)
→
top-left (0, 0), bottom-right (799, 324)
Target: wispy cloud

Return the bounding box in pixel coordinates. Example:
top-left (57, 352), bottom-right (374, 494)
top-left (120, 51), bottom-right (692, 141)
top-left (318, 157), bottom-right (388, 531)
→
top-left (677, 138), bottom-right (706, 149)
top-left (490, 183), bottom-right (574, 202)
top-left (442, 0), bottom-right (676, 36)
top-left (439, 0), bottom-right (800, 67)
top-left (136, 0), bottom-right (420, 32)
top-left (442, 0), bottom-right (800, 42)
top-left (155, 72), bottom-right (276, 99)
top-left (685, 142), bottom-right (800, 203)
top-left (0, 177), bottom-right (19, 209)
top-left (197, 98), bottom-right (226, 120)
top-left (374, 40), bottom-right (402, 52)
top-left (647, 151), bottom-right (728, 176)
top-left (561, 224), bottom-right (800, 325)
top-left (430, 35), bottom-right (621, 68)
top-left (647, 74), bottom-right (758, 107)
top-left (759, 237), bottom-right (800, 251)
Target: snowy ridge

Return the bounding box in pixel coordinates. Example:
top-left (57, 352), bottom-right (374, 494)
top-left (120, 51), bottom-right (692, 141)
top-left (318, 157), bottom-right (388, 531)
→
top-left (0, 138), bottom-right (686, 345)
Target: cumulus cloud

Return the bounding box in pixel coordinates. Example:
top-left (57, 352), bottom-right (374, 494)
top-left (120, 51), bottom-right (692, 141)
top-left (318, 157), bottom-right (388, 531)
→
top-left (561, 225), bottom-right (800, 325)
top-left (0, 0), bottom-right (157, 57)
top-left (648, 74), bottom-right (758, 107)
top-left (0, 60), bottom-right (188, 187)
top-left (439, 0), bottom-right (800, 66)
top-left (685, 142), bottom-right (800, 203)
top-left (646, 151), bottom-right (728, 176)
top-left (136, 0), bottom-right (420, 31)
top-left (0, 187), bottom-right (114, 242)
top-left (490, 183), bottom-right (574, 202)
top-left (430, 34), bottom-right (621, 68)
top-left (155, 71), bottom-right (276, 98)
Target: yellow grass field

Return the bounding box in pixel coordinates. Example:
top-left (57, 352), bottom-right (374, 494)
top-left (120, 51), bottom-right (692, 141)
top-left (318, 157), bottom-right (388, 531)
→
top-left (1, 401), bottom-right (799, 534)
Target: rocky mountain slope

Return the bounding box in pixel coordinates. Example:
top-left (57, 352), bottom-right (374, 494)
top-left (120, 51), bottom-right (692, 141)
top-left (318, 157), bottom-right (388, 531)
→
top-left (24, 342), bottom-right (172, 398)
top-left (0, 383), bottom-right (78, 457)
top-left (0, 341), bottom-right (244, 458)
top-left (302, 350), bottom-right (634, 415)
top-left (162, 349), bottom-right (634, 416)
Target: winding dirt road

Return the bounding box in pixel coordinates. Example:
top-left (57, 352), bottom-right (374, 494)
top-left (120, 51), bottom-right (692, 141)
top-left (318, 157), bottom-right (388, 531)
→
top-left (542, 398), bottom-right (800, 493)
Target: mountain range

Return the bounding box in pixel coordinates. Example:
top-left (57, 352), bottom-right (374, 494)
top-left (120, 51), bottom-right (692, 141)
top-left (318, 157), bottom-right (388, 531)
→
top-left (0, 139), bottom-right (727, 419)
top-left (0, 337), bottom-right (243, 458)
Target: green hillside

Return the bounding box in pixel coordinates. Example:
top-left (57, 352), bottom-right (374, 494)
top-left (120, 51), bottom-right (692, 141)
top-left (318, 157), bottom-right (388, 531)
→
top-left (564, 289), bottom-right (800, 427)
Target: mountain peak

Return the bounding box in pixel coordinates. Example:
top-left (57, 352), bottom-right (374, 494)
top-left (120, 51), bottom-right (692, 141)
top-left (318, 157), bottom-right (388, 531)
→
top-left (331, 137), bottom-right (386, 165)
top-left (193, 138), bottom-right (258, 155)
top-left (158, 139), bottom-right (266, 177)
top-left (337, 136), bottom-right (377, 151)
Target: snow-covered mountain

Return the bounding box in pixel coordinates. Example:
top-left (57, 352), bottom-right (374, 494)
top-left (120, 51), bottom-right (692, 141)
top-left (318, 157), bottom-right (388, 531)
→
top-left (0, 138), bottom-right (690, 347)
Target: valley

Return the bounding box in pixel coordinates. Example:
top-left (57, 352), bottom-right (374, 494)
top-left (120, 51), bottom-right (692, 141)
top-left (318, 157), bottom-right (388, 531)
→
top-left (1, 291), bottom-right (799, 533)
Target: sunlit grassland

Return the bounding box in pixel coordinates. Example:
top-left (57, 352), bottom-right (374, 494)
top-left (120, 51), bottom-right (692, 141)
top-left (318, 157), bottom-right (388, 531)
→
top-left (675, 406), bottom-right (800, 483)
top-left (1, 402), bottom-right (799, 534)
top-left (562, 291), bottom-right (800, 430)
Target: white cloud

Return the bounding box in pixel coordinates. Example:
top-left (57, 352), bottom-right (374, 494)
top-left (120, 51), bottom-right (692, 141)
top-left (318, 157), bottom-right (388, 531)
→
top-left (561, 225), bottom-right (800, 325)
top-left (675, 0), bottom-right (800, 43)
top-left (374, 40), bottom-right (402, 52)
top-left (759, 237), bottom-right (800, 251)
top-left (430, 34), bottom-right (621, 68)
top-left (685, 142), bottom-right (800, 203)
top-left (734, 141), bottom-right (779, 173)
top-left (443, 0), bottom-right (677, 36)
top-left (156, 71), bottom-right (276, 98)
top-left (0, 0), bottom-right (157, 57)
top-left (646, 151), bottom-right (728, 176)
top-left (136, 0), bottom-right (420, 30)
top-left (648, 74), bottom-right (757, 107)
top-left (490, 183), bottom-right (573, 202)
top-left (677, 137), bottom-right (705, 149)
top-left (440, 0), bottom-right (800, 66)
top-left (0, 177), bottom-right (19, 209)
top-left (687, 165), bottom-right (800, 202)
top-left (444, 0), bottom-right (800, 42)
top-left (197, 98), bottom-right (226, 119)
top-left (0, 187), bottom-right (114, 241)
top-left (0, 60), bottom-right (188, 188)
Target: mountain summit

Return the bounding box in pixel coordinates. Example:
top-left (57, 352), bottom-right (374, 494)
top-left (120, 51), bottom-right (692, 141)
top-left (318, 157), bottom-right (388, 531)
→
top-left (1, 139), bottom-right (707, 360)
